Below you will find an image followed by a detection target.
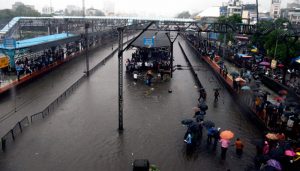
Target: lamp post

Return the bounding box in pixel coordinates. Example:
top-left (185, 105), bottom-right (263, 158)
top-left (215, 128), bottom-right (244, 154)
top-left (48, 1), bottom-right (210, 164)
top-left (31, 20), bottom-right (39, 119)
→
top-left (256, 0), bottom-right (259, 23)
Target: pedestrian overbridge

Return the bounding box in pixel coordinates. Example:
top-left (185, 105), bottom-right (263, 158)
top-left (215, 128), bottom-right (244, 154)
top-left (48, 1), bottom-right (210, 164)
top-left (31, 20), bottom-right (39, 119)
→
top-left (0, 16), bottom-right (194, 39)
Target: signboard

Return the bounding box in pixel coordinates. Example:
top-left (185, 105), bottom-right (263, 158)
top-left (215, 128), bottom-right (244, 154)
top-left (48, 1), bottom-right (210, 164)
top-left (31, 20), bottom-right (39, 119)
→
top-left (3, 38), bottom-right (16, 48)
top-left (143, 38), bottom-right (154, 47)
top-left (271, 59), bottom-right (277, 69)
top-left (0, 55), bottom-right (9, 69)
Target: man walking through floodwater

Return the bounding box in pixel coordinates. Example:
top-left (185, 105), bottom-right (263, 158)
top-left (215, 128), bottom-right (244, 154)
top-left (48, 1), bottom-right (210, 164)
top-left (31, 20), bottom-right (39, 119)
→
top-left (214, 89), bottom-right (220, 101)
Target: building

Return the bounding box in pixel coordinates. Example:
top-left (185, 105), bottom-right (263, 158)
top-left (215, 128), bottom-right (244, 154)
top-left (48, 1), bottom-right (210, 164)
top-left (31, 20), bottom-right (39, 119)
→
top-left (242, 4), bottom-right (258, 24)
top-left (287, 0), bottom-right (300, 8)
top-left (42, 6), bottom-right (54, 15)
top-left (288, 8), bottom-right (300, 24)
top-left (270, 0), bottom-right (281, 19)
top-left (227, 0), bottom-right (243, 16)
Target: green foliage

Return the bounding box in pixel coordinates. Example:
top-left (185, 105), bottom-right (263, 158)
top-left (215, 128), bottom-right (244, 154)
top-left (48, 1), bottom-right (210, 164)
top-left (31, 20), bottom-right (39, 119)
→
top-left (14, 5), bottom-right (41, 17)
top-left (217, 14), bottom-right (242, 44)
top-left (251, 19), bottom-right (300, 62)
top-left (0, 6), bottom-right (41, 27)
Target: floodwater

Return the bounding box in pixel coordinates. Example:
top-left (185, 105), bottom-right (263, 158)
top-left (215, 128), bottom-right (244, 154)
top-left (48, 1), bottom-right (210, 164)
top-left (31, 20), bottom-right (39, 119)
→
top-left (0, 38), bottom-right (262, 171)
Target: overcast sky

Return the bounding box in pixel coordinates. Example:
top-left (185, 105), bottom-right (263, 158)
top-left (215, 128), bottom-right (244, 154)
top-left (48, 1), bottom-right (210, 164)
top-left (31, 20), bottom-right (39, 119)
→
top-left (0, 0), bottom-right (293, 17)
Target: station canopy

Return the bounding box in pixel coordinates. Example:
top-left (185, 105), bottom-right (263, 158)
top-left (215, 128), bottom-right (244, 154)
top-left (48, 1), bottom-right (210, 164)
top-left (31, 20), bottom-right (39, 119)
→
top-left (131, 31), bottom-right (170, 49)
top-left (0, 33), bottom-right (79, 52)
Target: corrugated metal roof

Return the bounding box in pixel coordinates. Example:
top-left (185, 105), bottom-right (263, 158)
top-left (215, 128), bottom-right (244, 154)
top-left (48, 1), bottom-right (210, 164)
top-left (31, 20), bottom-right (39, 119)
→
top-left (0, 33), bottom-right (76, 50)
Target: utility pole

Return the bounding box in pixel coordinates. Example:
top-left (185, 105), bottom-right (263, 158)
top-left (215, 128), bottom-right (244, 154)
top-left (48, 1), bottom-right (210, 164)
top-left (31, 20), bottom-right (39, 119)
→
top-left (222, 34), bottom-right (227, 58)
top-left (85, 23), bottom-right (89, 76)
top-left (166, 32), bottom-right (179, 78)
top-left (117, 27), bottom-right (124, 131)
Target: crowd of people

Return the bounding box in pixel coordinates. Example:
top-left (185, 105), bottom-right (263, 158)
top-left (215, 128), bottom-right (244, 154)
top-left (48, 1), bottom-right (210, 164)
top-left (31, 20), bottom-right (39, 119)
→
top-left (13, 43), bottom-right (81, 81)
top-left (126, 48), bottom-right (171, 85)
top-left (15, 48), bottom-right (66, 80)
top-left (185, 33), bottom-right (300, 170)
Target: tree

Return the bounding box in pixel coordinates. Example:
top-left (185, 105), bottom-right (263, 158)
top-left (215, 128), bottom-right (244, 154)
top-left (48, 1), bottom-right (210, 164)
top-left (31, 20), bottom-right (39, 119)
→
top-left (14, 5), bottom-right (41, 17)
top-left (94, 9), bottom-right (105, 16)
top-left (176, 11), bottom-right (191, 19)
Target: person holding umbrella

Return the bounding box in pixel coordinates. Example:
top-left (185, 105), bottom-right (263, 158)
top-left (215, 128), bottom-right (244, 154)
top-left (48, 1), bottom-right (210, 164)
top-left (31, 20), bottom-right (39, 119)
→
top-left (219, 130), bottom-right (234, 160)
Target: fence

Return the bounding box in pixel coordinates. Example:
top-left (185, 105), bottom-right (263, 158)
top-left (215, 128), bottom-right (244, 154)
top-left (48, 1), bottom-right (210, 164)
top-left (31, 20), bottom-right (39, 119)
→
top-left (1, 116), bottom-right (29, 151)
top-left (0, 35), bottom-right (134, 152)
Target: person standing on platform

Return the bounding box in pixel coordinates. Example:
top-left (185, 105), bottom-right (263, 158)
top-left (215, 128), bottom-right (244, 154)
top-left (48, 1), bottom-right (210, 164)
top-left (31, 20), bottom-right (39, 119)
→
top-left (220, 138), bottom-right (230, 160)
top-left (235, 138), bottom-right (244, 157)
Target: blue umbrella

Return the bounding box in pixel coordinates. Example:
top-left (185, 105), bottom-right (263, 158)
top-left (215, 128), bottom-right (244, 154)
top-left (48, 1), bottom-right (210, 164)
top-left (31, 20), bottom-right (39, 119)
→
top-left (230, 71), bottom-right (239, 77)
top-left (241, 86), bottom-right (251, 90)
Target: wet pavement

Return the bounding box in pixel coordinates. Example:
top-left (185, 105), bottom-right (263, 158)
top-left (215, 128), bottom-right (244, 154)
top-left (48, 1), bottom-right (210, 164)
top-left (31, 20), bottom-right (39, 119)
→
top-left (0, 37), bottom-right (263, 171)
top-left (0, 35), bottom-right (135, 137)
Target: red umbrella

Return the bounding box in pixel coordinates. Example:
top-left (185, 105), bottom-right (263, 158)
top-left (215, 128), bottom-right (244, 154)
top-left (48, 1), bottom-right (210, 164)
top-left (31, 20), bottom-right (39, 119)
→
top-left (273, 96), bottom-right (284, 102)
top-left (278, 90), bottom-right (288, 95)
top-left (277, 64), bottom-right (284, 68)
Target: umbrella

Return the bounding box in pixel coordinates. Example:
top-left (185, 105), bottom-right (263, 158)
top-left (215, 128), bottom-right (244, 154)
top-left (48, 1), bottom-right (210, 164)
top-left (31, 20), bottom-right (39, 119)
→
top-left (261, 165), bottom-right (277, 171)
top-left (255, 80), bottom-right (262, 84)
top-left (278, 90), bottom-right (288, 95)
top-left (220, 130), bottom-right (234, 140)
top-left (273, 96), bottom-right (284, 102)
top-left (260, 61), bottom-right (271, 66)
top-left (181, 119), bottom-right (194, 126)
top-left (241, 86), bottom-right (251, 90)
top-left (203, 120), bottom-right (215, 129)
top-left (266, 159), bottom-right (282, 171)
top-left (199, 103), bottom-right (208, 111)
top-left (285, 150), bottom-right (296, 157)
top-left (230, 71), bottom-right (239, 77)
top-left (265, 133), bottom-right (279, 140)
top-left (235, 77), bottom-right (246, 82)
top-left (277, 64), bottom-right (284, 68)
top-left (241, 55), bottom-right (252, 58)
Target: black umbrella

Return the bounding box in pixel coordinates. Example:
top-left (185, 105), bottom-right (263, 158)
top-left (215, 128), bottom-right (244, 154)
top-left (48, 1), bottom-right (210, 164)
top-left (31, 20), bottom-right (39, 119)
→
top-left (195, 115), bottom-right (204, 122)
top-left (199, 103), bottom-right (208, 111)
top-left (230, 71), bottom-right (239, 77)
top-left (203, 120), bottom-right (215, 129)
top-left (181, 119), bottom-right (194, 126)
top-left (188, 122), bottom-right (199, 133)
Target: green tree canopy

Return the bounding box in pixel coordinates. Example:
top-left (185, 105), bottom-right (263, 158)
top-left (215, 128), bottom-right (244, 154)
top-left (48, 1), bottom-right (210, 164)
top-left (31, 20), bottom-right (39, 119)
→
top-left (218, 14), bottom-right (242, 44)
